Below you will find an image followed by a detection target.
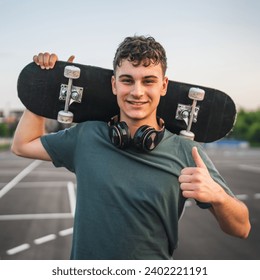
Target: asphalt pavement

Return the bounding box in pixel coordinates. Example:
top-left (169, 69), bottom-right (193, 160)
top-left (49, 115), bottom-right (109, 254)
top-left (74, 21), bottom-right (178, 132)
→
top-left (0, 147), bottom-right (259, 260)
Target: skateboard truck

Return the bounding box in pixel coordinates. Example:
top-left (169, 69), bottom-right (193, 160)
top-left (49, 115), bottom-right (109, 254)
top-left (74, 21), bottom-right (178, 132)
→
top-left (58, 65), bottom-right (83, 123)
top-left (176, 87), bottom-right (205, 140)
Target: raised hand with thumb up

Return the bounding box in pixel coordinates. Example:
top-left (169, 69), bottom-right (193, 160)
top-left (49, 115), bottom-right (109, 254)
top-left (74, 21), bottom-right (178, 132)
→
top-left (178, 146), bottom-right (224, 205)
top-left (179, 146), bottom-right (250, 238)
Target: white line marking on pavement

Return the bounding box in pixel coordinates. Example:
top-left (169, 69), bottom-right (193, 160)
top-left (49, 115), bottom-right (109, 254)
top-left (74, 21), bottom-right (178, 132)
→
top-left (12, 181), bottom-right (74, 188)
top-left (34, 234), bottom-right (56, 245)
top-left (59, 227), bottom-right (73, 237)
top-left (254, 193), bottom-right (260, 199)
top-left (6, 227), bottom-right (73, 256)
top-left (236, 194), bottom-right (249, 201)
top-left (0, 160), bottom-right (42, 199)
top-left (6, 244), bottom-right (30, 255)
top-left (239, 165), bottom-right (260, 173)
top-left (0, 213), bottom-right (73, 221)
top-left (67, 181), bottom-right (76, 217)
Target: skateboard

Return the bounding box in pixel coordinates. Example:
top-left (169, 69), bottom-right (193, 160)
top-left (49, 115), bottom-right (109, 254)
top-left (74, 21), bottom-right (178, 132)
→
top-left (17, 61), bottom-right (236, 143)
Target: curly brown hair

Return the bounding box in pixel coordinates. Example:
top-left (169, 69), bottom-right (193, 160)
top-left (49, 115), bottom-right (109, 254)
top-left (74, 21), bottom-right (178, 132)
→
top-left (113, 35), bottom-right (167, 75)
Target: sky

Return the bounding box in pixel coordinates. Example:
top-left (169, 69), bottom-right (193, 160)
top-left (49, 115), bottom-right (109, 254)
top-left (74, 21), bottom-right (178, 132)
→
top-left (1, 0), bottom-right (259, 115)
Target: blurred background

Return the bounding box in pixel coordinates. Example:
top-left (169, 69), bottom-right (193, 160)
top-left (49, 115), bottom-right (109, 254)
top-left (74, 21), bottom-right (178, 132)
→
top-left (0, 0), bottom-right (259, 260)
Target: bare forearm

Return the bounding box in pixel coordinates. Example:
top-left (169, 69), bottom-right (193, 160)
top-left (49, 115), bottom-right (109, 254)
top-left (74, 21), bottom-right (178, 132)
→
top-left (11, 109), bottom-right (50, 160)
top-left (179, 147), bottom-right (251, 238)
top-left (13, 109), bottom-right (46, 144)
top-left (211, 192), bottom-right (251, 238)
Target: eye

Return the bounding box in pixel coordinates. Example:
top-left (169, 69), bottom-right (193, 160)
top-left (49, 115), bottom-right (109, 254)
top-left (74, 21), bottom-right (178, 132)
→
top-left (144, 79), bottom-right (156, 85)
top-left (121, 78), bottom-right (133, 84)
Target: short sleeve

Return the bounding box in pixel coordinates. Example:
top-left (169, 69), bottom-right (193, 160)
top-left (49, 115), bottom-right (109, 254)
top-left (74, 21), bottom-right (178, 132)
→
top-left (41, 125), bottom-right (79, 172)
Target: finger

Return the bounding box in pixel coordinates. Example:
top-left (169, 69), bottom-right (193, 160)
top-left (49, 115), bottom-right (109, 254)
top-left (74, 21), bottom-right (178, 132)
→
top-left (178, 174), bottom-right (192, 183)
top-left (43, 52), bottom-right (51, 69)
top-left (49, 53), bottom-right (58, 69)
top-left (192, 146), bottom-right (207, 169)
top-left (33, 55), bottom-right (39, 65)
top-left (67, 55), bottom-right (75, 63)
top-left (36, 52), bottom-right (44, 67)
top-left (181, 167), bottom-right (197, 175)
top-left (181, 189), bottom-right (194, 199)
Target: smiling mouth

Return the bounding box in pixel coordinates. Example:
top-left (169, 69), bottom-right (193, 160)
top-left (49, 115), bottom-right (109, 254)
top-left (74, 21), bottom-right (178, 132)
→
top-left (127, 101), bottom-right (148, 106)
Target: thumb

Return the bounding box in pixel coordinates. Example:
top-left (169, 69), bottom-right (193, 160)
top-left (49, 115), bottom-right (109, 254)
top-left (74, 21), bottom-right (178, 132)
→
top-left (192, 146), bottom-right (207, 169)
top-left (67, 55), bottom-right (75, 63)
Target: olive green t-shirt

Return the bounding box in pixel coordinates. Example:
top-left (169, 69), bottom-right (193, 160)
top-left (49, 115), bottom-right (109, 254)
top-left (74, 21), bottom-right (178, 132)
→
top-left (41, 121), bottom-right (233, 259)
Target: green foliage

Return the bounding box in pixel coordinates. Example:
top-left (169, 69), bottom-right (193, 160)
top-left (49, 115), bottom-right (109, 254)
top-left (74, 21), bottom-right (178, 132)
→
top-left (0, 123), bottom-right (9, 137)
top-left (248, 122), bottom-right (260, 143)
top-left (0, 122), bottom-right (17, 137)
top-left (230, 108), bottom-right (260, 145)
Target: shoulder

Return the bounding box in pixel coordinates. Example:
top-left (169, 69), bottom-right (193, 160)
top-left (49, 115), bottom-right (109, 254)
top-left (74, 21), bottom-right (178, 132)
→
top-left (161, 130), bottom-right (208, 164)
top-left (163, 129), bottom-right (201, 151)
top-left (72, 120), bottom-right (110, 147)
top-left (43, 120), bottom-right (108, 143)
top-left (69, 120), bottom-right (108, 135)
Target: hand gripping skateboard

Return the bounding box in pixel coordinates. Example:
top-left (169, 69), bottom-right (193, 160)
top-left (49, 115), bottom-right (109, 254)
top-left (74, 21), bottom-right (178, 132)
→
top-left (17, 61), bottom-right (236, 143)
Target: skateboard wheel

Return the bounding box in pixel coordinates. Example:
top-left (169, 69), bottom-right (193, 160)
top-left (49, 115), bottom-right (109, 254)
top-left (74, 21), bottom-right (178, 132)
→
top-left (57, 110), bottom-right (74, 124)
top-left (64, 66), bottom-right (81, 79)
top-left (189, 88), bottom-right (205, 101)
top-left (180, 130), bottom-right (195, 140)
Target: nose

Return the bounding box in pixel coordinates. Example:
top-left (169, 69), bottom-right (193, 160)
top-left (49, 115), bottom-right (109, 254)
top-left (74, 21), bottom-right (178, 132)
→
top-left (130, 82), bottom-right (144, 98)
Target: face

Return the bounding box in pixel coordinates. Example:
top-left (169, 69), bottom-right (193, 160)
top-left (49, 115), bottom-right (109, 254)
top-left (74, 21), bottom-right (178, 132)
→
top-left (111, 59), bottom-right (168, 130)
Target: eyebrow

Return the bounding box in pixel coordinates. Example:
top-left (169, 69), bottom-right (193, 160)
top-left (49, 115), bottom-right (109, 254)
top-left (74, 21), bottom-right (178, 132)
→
top-left (118, 74), bottom-right (159, 79)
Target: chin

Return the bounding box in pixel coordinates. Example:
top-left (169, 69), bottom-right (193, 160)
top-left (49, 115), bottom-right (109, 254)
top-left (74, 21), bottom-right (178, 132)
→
top-left (125, 112), bottom-right (147, 121)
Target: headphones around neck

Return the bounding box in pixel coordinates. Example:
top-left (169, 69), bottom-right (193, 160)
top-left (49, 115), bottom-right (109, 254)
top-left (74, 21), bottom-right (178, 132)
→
top-left (108, 115), bottom-right (165, 152)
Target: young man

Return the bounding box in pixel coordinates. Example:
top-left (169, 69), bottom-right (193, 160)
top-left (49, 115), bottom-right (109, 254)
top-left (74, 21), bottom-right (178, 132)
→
top-left (12, 36), bottom-right (250, 259)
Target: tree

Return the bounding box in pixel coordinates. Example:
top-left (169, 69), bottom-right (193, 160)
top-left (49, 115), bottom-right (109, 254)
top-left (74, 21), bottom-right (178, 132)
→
top-left (230, 109), bottom-right (260, 145)
top-left (0, 123), bottom-right (9, 137)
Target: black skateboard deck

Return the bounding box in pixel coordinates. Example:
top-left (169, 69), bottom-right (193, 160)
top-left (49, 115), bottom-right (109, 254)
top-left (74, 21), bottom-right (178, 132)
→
top-left (17, 61), bottom-right (236, 143)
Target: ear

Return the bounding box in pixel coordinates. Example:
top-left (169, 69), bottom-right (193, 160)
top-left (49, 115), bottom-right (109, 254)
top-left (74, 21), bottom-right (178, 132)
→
top-left (161, 76), bottom-right (168, 97)
top-left (111, 75), bottom-right (117, 95)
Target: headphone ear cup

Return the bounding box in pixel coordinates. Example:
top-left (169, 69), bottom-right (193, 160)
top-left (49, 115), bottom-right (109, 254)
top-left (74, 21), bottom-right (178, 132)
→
top-left (108, 121), bottom-right (131, 149)
top-left (143, 130), bottom-right (161, 151)
top-left (133, 125), bottom-right (154, 151)
top-left (133, 125), bottom-right (165, 151)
